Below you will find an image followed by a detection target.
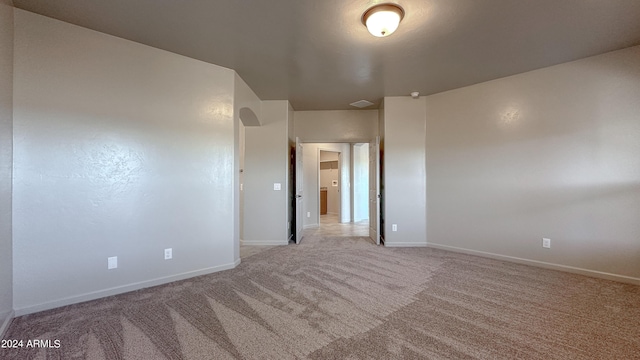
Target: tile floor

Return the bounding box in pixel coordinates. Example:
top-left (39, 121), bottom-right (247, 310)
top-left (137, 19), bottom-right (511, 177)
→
top-left (240, 214), bottom-right (371, 258)
top-left (307, 213), bottom-right (370, 237)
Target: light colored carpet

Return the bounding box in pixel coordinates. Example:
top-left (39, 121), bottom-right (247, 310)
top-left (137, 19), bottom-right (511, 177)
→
top-left (2, 234), bottom-right (639, 359)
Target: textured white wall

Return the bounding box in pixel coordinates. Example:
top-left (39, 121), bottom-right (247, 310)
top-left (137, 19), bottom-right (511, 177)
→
top-left (0, 0), bottom-right (13, 333)
top-left (294, 110), bottom-right (378, 143)
top-left (239, 121), bottom-right (245, 242)
top-left (382, 97), bottom-right (427, 247)
top-left (234, 74), bottom-right (261, 257)
top-left (242, 100), bottom-right (290, 245)
top-left (13, 10), bottom-right (238, 314)
top-left (425, 46), bottom-right (640, 282)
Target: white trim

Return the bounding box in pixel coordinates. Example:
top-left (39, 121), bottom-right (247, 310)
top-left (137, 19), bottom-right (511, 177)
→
top-left (427, 243), bottom-right (640, 286)
top-left (234, 258), bottom-right (241, 267)
top-left (303, 224), bottom-right (319, 229)
top-left (241, 240), bottom-right (288, 246)
top-left (14, 261), bottom-right (240, 316)
top-left (384, 241), bottom-right (428, 248)
top-left (0, 310), bottom-right (14, 337)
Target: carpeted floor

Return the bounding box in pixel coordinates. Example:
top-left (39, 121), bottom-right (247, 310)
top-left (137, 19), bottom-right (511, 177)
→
top-left (2, 234), bottom-right (640, 359)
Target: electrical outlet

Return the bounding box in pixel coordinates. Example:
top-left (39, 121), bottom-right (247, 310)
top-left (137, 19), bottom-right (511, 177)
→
top-left (307, 212), bottom-right (310, 218)
top-left (392, 224), bottom-right (398, 232)
top-left (273, 183), bottom-right (281, 191)
top-left (542, 238), bottom-right (551, 248)
top-left (108, 256), bottom-right (118, 270)
top-left (164, 248), bottom-right (172, 260)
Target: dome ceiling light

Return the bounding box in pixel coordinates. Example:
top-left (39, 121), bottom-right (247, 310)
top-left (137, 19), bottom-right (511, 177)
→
top-left (361, 3), bottom-right (405, 38)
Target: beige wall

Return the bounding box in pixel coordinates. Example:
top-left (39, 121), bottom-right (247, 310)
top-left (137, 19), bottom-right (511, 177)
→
top-left (234, 73), bottom-right (261, 257)
top-left (243, 100), bottom-right (290, 245)
top-left (425, 46), bottom-right (640, 282)
top-left (13, 10), bottom-right (239, 314)
top-left (0, 0), bottom-right (13, 334)
top-left (295, 110), bottom-right (378, 143)
top-left (382, 97), bottom-right (428, 247)
top-left (239, 121), bottom-right (245, 242)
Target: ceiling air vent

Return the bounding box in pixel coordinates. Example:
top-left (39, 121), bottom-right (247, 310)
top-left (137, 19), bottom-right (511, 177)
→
top-left (349, 100), bottom-right (374, 108)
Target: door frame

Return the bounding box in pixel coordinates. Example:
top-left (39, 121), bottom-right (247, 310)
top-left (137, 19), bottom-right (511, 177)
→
top-left (295, 137), bottom-right (304, 244)
top-left (369, 136), bottom-right (381, 245)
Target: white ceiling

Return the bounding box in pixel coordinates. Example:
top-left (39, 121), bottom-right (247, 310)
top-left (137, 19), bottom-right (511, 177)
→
top-left (13, 0), bottom-right (640, 110)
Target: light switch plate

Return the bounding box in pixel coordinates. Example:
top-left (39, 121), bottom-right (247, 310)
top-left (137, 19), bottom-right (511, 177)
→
top-left (108, 256), bottom-right (118, 270)
top-left (274, 183), bottom-right (281, 191)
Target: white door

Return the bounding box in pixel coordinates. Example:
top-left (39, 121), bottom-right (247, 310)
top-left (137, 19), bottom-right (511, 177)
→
top-left (295, 138), bottom-right (304, 244)
top-left (369, 137), bottom-right (381, 245)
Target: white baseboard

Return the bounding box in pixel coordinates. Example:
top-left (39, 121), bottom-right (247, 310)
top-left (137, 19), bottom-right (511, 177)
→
top-left (427, 243), bottom-right (640, 286)
top-left (0, 310), bottom-right (14, 337)
top-left (303, 224), bottom-right (319, 229)
top-left (384, 241), bottom-right (428, 248)
top-left (14, 261), bottom-right (240, 317)
top-left (241, 240), bottom-right (288, 246)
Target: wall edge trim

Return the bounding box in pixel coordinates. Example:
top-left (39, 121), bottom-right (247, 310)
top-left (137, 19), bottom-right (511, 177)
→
top-left (427, 243), bottom-right (640, 285)
top-left (0, 310), bottom-right (15, 337)
top-left (241, 240), bottom-right (288, 246)
top-left (384, 242), bottom-right (428, 248)
top-left (14, 261), bottom-right (240, 316)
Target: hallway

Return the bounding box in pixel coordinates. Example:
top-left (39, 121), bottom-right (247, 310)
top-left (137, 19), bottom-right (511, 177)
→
top-left (305, 214), bottom-right (369, 237)
top-left (240, 214), bottom-right (372, 259)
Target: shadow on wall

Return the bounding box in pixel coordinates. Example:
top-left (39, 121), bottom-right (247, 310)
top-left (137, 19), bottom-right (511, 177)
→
top-left (425, 48), bottom-right (640, 279)
top-left (239, 107), bottom-right (259, 126)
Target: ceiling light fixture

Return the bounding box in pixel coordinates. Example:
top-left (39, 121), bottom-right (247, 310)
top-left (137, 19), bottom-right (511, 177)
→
top-left (350, 100), bottom-right (374, 108)
top-left (361, 3), bottom-right (405, 38)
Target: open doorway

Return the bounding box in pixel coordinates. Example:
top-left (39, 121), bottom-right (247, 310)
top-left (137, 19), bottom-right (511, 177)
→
top-left (298, 143), bottom-right (372, 238)
top-left (319, 150), bottom-right (341, 226)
